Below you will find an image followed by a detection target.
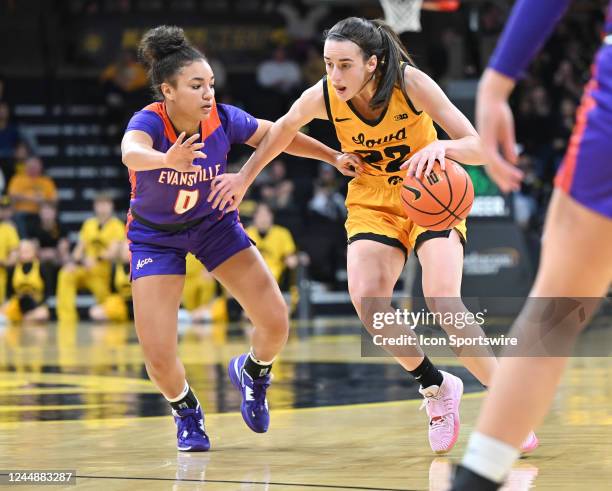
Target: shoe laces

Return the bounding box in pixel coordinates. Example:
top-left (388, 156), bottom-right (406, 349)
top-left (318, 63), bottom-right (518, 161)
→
top-left (251, 376), bottom-right (270, 412)
top-left (419, 387), bottom-right (453, 418)
top-left (177, 408), bottom-right (204, 437)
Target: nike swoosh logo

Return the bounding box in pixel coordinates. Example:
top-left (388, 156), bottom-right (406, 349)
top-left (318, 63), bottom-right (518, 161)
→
top-left (403, 185), bottom-right (421, 200)
top-left (334, 117), bottom-right (351, 122)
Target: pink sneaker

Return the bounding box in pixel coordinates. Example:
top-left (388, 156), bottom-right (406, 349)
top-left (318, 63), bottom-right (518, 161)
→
top-left (419, 371), bottom-right (464, 454)
top-left (520, 431), bottom-right (539, 454)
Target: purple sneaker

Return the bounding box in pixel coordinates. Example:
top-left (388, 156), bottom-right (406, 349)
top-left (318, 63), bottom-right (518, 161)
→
top-left (228, 353), bottom-right (271, 433)
top-left (173, 405), bottom-right (210, 452)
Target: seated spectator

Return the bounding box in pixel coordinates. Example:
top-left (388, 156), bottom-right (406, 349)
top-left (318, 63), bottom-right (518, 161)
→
top-left (256, 46), bottom-right (302, 95)
top-left (89, 240), bottom-right (132, 322)
top-left (177, 253), bottom-right (228, 325)
top-left (29, 201), bottom-right (70, 297)
top-left (100, 48), bottom-right (148, 134)
top-left (246, 202), bottom-right (303, 287)
top-left (0, 239), bottom-right (50, 324)
top-left (258, 159), bottom-right (295, 212)
top-left (7, 156), bottom-right (57, 237)
top-left (0, 196), bottom-right (19, 304)
top-left (56, 193), bottom-right (125, 322)
top-left (308, 163), bottom-right (347, 223)
top-left (246, 203), bottom-right (307, 314)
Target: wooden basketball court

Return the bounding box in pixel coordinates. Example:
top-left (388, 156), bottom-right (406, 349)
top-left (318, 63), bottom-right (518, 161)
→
top-left (1, 319), bottom-right (611, 490)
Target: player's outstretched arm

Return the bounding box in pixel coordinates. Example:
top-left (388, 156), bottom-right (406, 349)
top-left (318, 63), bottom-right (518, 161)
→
top-left (209, 83), bottom-right (358, 212)
top-left (248, 119), bottom-right (362, 178)
top-left (121, 130), bottom-right (203, 172)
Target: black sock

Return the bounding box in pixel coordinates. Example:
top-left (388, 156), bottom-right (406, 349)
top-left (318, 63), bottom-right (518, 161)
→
top-left (169, 385), bottom-right (199, 411)
top-left (244, 353), bottom-right (272, 379)
top-left (409, 356), bottom-right (444, 388)
top-left (449, 465), bottom-right (501, 491)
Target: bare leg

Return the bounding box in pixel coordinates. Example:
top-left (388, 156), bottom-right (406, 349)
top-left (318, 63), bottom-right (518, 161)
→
top-left (347, 239), bottom-right (425, 371)
top-left (418, 230), bottom-right (498, 386)
top-left (132, 274), bottom-right (186, 398)
top-left (475, 191), bottom-right (612, 448)
top-left (212, 246), bottom-right (288, 362)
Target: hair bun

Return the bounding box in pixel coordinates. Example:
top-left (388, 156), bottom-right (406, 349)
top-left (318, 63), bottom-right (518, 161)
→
top-left (139, 25), bottom-right (189, 67)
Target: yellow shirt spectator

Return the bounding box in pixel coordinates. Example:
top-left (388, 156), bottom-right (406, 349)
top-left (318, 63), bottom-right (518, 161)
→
top-left (8, 157), bottom-right (57, 214)
top-left (246, 224), bottom-right (296, 282)
top-left (0, 221), bottom-right (19, 265)
top-left (79, 217), bottom-right (125, 262)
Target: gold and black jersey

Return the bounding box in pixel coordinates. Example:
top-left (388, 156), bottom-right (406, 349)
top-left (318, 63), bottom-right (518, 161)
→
top-left (322, 66), bottom-right (437, 184)
top-left (12, 260), bottom-right (45, 304)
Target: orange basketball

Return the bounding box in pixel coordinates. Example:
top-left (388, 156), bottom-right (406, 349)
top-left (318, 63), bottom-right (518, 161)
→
top-left (400, 159), bottom-right (474, 231)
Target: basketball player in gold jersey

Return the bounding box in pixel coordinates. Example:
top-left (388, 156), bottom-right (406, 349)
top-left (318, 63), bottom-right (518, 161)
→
top-left (208, 17), bottom-right (537, 454)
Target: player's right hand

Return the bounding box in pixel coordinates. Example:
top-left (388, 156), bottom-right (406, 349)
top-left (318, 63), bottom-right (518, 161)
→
top-left (476, 69), bottom-right (524, 194)
top-left (164, 132), bottom-right (206, 172)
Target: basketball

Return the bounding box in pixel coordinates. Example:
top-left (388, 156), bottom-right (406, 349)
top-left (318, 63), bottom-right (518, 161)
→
top-left (400, 159), bottom-right (474, 231)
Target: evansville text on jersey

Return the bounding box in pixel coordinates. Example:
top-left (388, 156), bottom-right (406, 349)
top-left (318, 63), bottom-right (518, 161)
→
top-left (158, 164), bottom-right (222, 186)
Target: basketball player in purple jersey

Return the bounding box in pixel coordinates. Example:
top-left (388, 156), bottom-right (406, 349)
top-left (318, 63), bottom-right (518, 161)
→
top-left (121, 26), bottom-right (361, 451)
top-left (451, 1), bottom-right (612, 488)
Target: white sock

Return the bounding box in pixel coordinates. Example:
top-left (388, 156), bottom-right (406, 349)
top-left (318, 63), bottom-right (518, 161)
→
top-left (166, 381), bottom-right (189, 403)
top-left (461, 431), bottom-right (520, 484)
top-left (249, 348), bottom-right (274, 365)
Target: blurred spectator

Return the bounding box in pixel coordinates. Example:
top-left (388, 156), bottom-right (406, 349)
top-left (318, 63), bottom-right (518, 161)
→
top-left (256, 46), bottom-right (302, 94)
top-left (258, 159), bottom-right (295, 211)
top-left (0, 196), bottom-right (19, 304)
top-left (101, 48), bottom-right (148, 134)
top-left (308, 163), bottom-right (347, 223)
top-left (100, 48), bottom-right (148, 94)
top-left (478, 2), bottom-right (505, 66)
top-left (56, 193), bottom-right (124, 322)
top-left (551, 60), bottom-right (583, 103)
top-left (7, 156), bottom-right (58, 237)
top-left (246, 202), bottom-right (303, 286)
top-left (29, 201), bottom-right (70, 297)
top-left (0, 239), bottom-right (50, 324)
top-left (0, 102), bottom-right (21, 160)
top-left (177, 253), bottom-right (227, 324)
top-left (182, 253), bottom-right (217, 312)
top-left (89, 240), bottom-right (132, 322)
top-left (552, 97), bottom-right (577, 167)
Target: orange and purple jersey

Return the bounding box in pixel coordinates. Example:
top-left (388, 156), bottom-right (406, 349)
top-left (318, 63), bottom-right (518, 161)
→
top-left (125, 101), bottom-right (257, 225)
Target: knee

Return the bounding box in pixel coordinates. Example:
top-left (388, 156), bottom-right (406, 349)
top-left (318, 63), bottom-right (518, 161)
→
top-left (349, 276), bottom-right (393, 316)
top-left (266, 298), bottom-right (289, 337)
top-left (144, 350), bottom-right (177, 376)
top-left (422, 277), bottom-right (460, 302)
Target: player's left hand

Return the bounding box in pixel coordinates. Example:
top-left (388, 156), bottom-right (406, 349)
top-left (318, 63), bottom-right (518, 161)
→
top-left (401, 140), bottom-right (447, 179)
top-left (208, 172), bottom-right (247, 212)
top-left (332, 152), bottom-right (364, 177)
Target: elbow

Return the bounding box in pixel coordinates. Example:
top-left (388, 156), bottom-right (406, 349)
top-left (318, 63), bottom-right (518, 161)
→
top-left (121, 150), bottom-right (135, 169)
